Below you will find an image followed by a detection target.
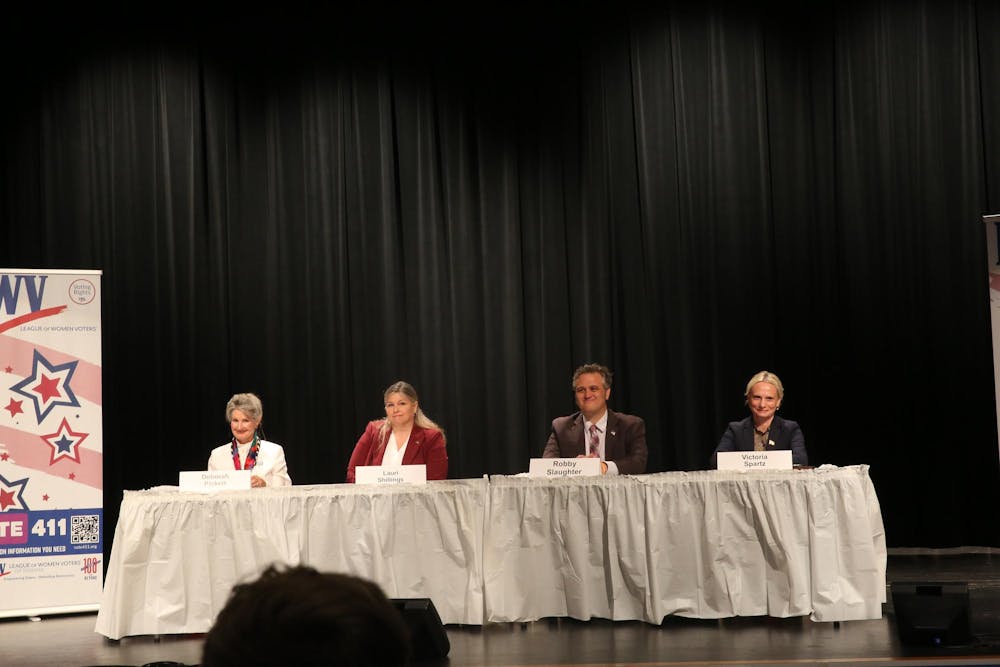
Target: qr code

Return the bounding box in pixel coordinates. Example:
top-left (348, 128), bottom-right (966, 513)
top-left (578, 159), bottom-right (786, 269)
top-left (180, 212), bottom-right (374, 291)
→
top-left (71, 514), bottom-right (100, 544)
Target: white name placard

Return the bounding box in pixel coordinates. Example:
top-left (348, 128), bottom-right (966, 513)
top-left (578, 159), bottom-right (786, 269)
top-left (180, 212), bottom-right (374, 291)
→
top-left (528, 457), bottom-right (602, 478)
top-left (179, 470), bottom-right (252, 492)
top-left (355, 465), bottom-right (427, 486)
top-left (716, 450), bottom-right (793, 471)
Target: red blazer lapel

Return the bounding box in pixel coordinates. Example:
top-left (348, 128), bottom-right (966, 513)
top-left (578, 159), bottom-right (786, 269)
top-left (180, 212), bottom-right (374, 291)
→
top-left (367, 422), bottom-right (387, 466)
top-left (400, 426), bottom-right (424, 465)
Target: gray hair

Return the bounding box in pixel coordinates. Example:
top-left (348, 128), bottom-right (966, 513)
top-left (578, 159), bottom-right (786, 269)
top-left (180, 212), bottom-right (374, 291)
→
top-left (226, 392), bottom-right (263, 423)
top-left (571, 363), bottom-right (613, 391)
top-left (744, 371), bottom-right (784, 401)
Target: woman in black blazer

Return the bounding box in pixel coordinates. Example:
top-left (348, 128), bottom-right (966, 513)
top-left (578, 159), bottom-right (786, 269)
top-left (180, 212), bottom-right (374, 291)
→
top-left (712, 370), bottom-right (808, 467)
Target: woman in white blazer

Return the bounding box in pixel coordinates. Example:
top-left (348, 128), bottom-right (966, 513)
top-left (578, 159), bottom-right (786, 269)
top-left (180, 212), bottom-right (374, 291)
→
top-left (207, 392), bottom-right (292, 487)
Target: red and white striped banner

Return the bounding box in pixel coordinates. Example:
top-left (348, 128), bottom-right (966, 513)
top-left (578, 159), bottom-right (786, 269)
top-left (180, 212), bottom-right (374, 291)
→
top-left (0, 269), bottom-right (103, 617)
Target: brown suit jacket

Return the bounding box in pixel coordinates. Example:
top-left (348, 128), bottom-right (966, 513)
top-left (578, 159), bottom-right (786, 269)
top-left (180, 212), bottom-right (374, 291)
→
top-left (542, 409), bottom-right (648, 475)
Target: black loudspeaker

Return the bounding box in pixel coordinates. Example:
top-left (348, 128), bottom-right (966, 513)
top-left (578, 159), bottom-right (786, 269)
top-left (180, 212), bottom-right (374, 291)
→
top-left (891, 582), bottom-right (972, 647)
top-left (391, 598), bottom-right (451, 660)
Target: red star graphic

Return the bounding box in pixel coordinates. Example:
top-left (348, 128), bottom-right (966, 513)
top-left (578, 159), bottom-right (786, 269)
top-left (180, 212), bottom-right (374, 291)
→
top-left (42, 494), bottom-right (49, 501)
top-left (4, 398), bottom-right (23, 418)
top-left (0, 453), bottom-right (8, 461)
top-left (40, 418), bottom-right (88, 465)
top-left (0, 488), bottom-right (15, 510)
top-left (3, 366), bottom-right (11, 373)
top-left (68, 472), bottom-right (76, 480)
top-left (33, 375), bottom-right (61, 402)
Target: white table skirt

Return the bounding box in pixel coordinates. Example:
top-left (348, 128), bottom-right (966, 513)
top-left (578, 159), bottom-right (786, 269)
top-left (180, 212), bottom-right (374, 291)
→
top-left (483, 466), bottom-right (886, 624)
top-left (484, 474), bottom-right (651, 622)
top-left (95, 466), bottom-right (885, 639)
top-left (641, 467), bottom-right (886, 622)
top-left (94, 479), bottom-right (487, 639)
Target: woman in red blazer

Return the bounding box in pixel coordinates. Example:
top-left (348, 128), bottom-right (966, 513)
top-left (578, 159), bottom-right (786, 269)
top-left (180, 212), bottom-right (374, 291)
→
top-left (346, 381), bottom-right (448, 483)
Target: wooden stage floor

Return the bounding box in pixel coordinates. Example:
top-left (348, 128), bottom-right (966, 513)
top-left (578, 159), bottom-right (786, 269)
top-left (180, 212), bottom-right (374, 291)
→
top-left (4, 550), bottom-right (1000, 667)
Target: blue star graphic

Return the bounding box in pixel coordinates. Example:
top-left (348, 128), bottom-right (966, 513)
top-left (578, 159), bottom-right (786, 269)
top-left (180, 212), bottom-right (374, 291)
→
top-left (0, 472), bottom-right (29, 512)
top-left (41, 417), bottom-right (87, 465)
top-left (55, 435), bottom-right (74, 453)
top-left (10, 349), bottom-right (80, 423)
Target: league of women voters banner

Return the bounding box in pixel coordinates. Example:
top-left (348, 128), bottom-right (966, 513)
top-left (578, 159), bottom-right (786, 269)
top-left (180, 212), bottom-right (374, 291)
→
top-left (0, 269), bottom-right (103, 617)
top-left (986, 215), bottom-right (1000, 461)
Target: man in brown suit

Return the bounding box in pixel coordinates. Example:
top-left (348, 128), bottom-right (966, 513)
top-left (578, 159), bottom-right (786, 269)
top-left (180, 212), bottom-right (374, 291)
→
top-left (542, 363), bottom-right (648, 475)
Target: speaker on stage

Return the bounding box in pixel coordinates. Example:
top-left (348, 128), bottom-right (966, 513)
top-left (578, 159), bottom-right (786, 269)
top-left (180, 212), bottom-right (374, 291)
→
top-left (891, 582), bottom-right (972, 647)
top-left (391, 598), bottom-right (451, 660)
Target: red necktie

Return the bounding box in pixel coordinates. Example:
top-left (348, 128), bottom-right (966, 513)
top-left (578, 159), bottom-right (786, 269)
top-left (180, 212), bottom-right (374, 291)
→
top-left (589, 424), bottom-right (600, 457)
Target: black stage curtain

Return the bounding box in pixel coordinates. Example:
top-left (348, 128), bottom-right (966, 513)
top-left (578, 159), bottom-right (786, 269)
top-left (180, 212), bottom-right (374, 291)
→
top-left (1, 2), bottom-right (998, 549)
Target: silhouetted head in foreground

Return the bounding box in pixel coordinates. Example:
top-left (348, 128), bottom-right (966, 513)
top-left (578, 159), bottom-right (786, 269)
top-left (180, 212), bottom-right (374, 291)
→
top-left (202, 564), bottom-right (409, 667)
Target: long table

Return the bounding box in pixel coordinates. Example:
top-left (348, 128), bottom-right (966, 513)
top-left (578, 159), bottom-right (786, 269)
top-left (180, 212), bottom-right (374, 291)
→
top-left (95, 465), bottom-right (885, 639)
top-left (485, 466), bottom-right (886, 623)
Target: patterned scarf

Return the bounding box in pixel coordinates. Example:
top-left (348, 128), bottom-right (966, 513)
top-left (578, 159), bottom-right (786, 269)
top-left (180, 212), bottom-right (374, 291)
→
top-left (231, 432), bottom-right (261, 471)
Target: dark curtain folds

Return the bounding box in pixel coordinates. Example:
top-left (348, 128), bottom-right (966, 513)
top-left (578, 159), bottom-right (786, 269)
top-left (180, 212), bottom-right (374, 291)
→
top-left (1, 2), bottom-right (999, 550)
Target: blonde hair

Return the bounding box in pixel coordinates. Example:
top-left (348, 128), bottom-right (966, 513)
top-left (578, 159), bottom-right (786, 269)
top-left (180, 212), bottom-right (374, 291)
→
top-left (744, 371), bottom-right (784, 401)
top-left (376, 381), bottom-right (445, 452)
